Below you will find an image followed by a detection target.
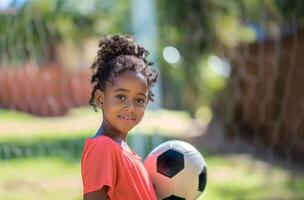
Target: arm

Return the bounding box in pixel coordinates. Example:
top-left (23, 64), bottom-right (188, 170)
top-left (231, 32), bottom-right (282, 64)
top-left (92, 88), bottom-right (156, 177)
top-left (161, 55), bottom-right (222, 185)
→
top-left (83, 186), bottom-right (108, 200)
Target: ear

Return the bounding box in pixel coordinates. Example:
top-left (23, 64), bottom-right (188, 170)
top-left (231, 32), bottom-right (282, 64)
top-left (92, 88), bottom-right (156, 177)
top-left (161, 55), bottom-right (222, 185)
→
top-left (94, 89), bottom-right (105, 108)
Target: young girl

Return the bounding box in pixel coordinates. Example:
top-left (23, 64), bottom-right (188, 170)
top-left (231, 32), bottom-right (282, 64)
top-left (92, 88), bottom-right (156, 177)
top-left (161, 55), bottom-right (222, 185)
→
top-left (81, 35), bottom-right (158, 200)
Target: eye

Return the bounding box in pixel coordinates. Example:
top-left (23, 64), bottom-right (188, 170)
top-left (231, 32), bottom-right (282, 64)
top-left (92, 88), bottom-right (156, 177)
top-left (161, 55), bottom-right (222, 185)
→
top-left (116, 94), bottom-right (126, 101)
top-left (136, 98), bottom-right (146, 104)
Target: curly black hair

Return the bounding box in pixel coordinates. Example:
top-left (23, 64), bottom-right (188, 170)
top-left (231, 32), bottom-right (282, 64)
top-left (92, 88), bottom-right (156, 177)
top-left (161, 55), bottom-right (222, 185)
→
top-left (89, 34), bottom-right (159, 111)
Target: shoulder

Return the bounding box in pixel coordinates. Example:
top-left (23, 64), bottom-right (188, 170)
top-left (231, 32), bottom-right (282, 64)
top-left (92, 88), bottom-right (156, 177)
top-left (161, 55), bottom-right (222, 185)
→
top-left (95, 135), bottom-right (119, 147)
top-left (84, 135), bottom-right (121, 156)
top-left (82, 135), bottom-right (122, 168)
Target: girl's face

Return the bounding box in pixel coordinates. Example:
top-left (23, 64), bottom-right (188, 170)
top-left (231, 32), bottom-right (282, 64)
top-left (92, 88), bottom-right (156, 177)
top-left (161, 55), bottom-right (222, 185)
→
top-left (97, 70), bottom-right (149, 135)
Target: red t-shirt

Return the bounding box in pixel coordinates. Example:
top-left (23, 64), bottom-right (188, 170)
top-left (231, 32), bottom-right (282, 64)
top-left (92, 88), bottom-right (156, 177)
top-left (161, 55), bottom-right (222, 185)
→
top-left (81, 135), bottom-right (157, 200)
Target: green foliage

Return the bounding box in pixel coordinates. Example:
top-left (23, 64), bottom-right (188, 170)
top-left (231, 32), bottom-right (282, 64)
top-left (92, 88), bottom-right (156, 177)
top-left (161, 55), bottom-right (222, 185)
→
top-left (197, 55), bottom-right (227, 105)
top-left (276, 0), bottom-right (304, 24)
top-left (157, 0), bottom-right (302, 113)
top-left (0, 0), bottom-right (130, 65)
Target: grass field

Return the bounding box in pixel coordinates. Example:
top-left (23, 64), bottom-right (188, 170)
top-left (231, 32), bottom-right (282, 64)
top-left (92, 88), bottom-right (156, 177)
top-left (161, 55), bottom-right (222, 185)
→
top-left (0, 107), bottom-right (192, 140)
top-left (1, 107), bottom-right (304, 200)
top-left (1, 153), bottom-right (303, 200)
top-left (0, 157), bottom-right (82, 200)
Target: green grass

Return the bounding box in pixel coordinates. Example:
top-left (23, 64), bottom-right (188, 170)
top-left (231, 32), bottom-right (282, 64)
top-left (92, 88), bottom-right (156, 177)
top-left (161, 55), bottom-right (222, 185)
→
top-left (199, 155), bottom-right (304, 200)
top-left (1, 154), bottom-right (304, 200)
top-left (1, 107), bottom-right (304, 199)
top-left (0, 109), bottom-right (36, 121)
top-left (0, 107), bottom-right (192, 142)
top-left (0, 157), bottom-right (82, 200)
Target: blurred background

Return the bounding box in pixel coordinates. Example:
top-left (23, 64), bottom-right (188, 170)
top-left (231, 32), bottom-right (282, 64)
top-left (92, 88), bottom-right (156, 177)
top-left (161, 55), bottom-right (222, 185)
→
top-left (0, 0), bottom-right (304, 199)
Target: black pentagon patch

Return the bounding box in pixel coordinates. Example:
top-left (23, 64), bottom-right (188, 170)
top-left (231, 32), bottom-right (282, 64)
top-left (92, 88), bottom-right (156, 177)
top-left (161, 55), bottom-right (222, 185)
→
top-left (198, 166), bottom-right (207, 192)
top-left (163, 195), bottom-right (186, 200)
top-left (157, 149), bottom-right (184, 178)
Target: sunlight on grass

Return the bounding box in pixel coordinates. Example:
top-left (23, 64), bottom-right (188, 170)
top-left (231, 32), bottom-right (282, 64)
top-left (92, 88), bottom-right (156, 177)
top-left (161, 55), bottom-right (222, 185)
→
top-left (0, 109), bottom-right (35, 121)
top-left (1, 107), bottom-right (304, 200)
top-left (199, 155), bottom-right (304, 200)
top-left (132, 109), bottom-right (192, 136)
top-left (0, 153), bottom-right (303, 200)
top-left (0, 107), bottom-right (193, 141)
top-left (0, 107), bottom-right (100, 140)
top-left (0, 157), bottom-right (82, 200)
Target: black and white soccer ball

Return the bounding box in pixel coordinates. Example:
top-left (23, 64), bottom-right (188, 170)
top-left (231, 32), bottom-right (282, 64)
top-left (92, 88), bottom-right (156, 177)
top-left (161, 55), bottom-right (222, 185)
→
top-left (144, 140), bottom-right (207, 200)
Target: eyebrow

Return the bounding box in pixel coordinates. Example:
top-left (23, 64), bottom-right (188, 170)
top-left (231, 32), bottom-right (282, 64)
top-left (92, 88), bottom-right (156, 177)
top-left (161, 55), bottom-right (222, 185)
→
top-left (114, 88), bottom-right (147, 97)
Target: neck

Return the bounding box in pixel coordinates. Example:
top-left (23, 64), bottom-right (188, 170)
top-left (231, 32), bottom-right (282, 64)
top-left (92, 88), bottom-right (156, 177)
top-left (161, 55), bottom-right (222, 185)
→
top-left (94, 120), bottom-right (127, 143)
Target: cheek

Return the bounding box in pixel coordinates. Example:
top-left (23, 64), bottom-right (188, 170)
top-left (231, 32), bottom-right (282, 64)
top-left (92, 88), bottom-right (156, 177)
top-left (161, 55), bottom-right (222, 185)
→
top-left (106, 97), bottom-right (121, 108)
top-left (103, 101), bottom-right (120, 115)
top-left (136, 107), bottom-right (146, 118)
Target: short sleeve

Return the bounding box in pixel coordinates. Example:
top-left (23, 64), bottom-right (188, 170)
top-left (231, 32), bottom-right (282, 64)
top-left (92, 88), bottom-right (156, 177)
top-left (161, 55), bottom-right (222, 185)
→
top-left (81, 139), bottom-right (118, 197)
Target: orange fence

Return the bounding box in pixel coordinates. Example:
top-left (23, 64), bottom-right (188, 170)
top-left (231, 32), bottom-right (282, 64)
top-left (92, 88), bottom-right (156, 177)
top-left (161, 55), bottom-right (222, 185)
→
top-left (0, 64), bottom-right (91, 116)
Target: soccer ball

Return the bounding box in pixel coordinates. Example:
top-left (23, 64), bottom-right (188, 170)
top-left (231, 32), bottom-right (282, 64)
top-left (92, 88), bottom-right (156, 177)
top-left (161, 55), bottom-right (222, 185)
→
top-left (144, 140), bottom-right (207, 200)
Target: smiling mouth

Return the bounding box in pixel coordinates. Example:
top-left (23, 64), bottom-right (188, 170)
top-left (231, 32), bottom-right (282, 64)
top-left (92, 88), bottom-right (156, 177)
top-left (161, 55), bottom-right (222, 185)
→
top-left (118, 115), bottom-right (136, 121)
